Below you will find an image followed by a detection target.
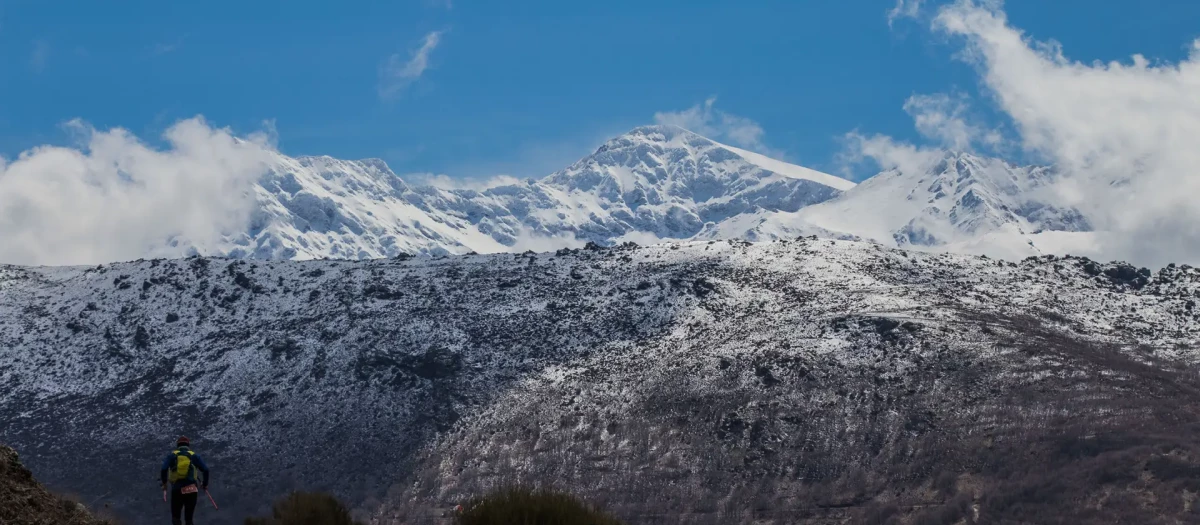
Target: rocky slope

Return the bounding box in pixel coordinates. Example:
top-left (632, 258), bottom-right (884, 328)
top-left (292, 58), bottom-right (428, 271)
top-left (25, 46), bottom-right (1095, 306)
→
top-left (2, 240), bottom-right (1198, 523)
top-left (0, 444), bottom-right (113, 525)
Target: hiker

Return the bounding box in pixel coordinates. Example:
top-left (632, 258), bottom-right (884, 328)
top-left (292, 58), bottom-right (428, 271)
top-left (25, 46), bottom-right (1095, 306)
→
top-left (160, 436), bottom-right (210, 525)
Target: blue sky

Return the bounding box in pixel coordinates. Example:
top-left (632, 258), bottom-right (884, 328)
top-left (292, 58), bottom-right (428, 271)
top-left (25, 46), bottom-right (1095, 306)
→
top-left (2, 0), bottom-right (1199, 181)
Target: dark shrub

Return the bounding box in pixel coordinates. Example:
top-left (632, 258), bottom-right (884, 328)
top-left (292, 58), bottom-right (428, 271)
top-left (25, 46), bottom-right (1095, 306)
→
top-left (243, 491), bottom-right (362, 525)
top-left (455, 487), bottom-right (623, 525)
top-left (1146, 455), bottom-right (1200, 483)
top-left (910, 494), bottom-right (973, 525)
top-left (861, 501), bottom-right (899, 525)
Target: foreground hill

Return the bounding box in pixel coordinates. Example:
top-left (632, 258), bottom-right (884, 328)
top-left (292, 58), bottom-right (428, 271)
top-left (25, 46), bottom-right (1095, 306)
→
top-left (2, 239), bottom-right (1198, 523)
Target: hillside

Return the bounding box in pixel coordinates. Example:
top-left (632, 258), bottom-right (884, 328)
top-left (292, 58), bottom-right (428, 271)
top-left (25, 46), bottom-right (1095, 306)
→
top-left (2, 240), bottom-right (1198, 523)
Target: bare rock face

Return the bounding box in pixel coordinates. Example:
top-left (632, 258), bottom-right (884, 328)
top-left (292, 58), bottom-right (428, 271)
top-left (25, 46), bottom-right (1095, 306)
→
top-left (0, 444), bottom-right (112, 525)
top-left (2, 240), bottom-right (1199, 524)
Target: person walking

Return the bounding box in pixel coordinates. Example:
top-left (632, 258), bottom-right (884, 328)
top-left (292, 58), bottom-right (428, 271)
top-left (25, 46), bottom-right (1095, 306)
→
top-left (160, 436), bottom-right (210, 525)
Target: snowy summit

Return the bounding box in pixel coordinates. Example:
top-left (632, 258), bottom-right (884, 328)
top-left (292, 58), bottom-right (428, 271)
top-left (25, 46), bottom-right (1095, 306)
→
top-left (197, 125), bottom-right (1092, 263)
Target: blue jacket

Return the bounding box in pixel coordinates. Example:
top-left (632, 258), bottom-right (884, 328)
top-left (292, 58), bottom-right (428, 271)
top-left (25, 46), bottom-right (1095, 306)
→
top-left (159, 447), bottom-right (210, 489)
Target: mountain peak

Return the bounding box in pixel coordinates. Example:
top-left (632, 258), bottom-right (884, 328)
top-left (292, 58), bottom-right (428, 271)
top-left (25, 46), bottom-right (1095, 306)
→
top-left (625, 123), bottom-right (698, 138)
top-left (293, 155), bottom-right (397, 177)
top-left (590, 124), bottom-right (711, 155)
top-left (135, 122), bottom-right (1078, 264)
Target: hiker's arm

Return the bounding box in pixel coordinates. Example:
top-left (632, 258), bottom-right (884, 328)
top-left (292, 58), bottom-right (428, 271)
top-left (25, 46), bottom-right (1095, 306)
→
top-left (159, 456), bottom-right (170, 486)
top-left (195, 455), bottom-right (210, 487)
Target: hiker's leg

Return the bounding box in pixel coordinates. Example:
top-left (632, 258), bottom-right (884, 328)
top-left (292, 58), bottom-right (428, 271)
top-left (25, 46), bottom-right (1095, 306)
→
top-left (183, 492), bottom-right (199, 525)
top-left (170, 489), bottom-right (184, 525)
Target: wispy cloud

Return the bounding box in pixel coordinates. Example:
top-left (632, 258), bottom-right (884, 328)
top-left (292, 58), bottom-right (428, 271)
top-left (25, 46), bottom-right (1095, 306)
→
top-left (887, 0), bottom-right (925, 26)
top-left (30, 40), bottom-right (50, 73)
top-left (440, 124), bottom-right (634, 183)
top-left (378, 31), bottom-right (444, 99)
top-left (654, 97), bottom-right (779, 156)
top-left (424, 0), bottom-right (453, 9)
top-left (151, 38), bottom-right (185, 57)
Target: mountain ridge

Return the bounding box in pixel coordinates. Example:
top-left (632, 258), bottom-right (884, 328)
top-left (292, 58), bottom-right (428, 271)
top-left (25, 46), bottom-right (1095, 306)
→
top-left (2, 239), bottom-right (1197, 523)
top-left (210, 125), bottom-right (860, 260)
top-left (149, 125), bottom-right (1100, 265)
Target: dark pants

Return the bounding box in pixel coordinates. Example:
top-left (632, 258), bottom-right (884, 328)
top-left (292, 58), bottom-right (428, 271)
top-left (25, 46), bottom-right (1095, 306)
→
top-left (170, 486), bottom-right (199, 525)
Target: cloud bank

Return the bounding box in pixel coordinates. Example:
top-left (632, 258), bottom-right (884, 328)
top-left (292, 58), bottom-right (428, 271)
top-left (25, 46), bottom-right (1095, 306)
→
top-left (379, 31), bottom-right (443, 99)
top-left (854, 0), bottom-right (1200, 266)
top-left (0, 118), bottom-right (276, 266)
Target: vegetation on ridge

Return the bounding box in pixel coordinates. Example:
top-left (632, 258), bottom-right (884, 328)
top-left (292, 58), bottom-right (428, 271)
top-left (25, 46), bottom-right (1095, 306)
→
top-left (454, 487), bottom-right (623, 525)
top-left (244, 491), bottom-right (364, 525)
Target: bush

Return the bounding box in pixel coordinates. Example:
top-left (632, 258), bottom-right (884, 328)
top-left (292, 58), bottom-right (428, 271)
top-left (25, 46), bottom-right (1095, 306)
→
top-left (455, 487), bottom-right (623, 525)
top-left (244, 491), bottom-right (362, 525)
top-left (860, 501), bottom-right (899, 525)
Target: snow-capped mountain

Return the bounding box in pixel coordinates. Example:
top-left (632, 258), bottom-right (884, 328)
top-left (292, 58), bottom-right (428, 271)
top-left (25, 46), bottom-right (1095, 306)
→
top-left (796, 152), bottom-right (1093, 255)
top-left (219, 125), bottom-right (856, 260)
top-left (165, 124), bottom-right (1099, 264)
top-left (2, 239), bottom-right (1197, 523)
top-left (708, 152), bottom-right (1094, 257)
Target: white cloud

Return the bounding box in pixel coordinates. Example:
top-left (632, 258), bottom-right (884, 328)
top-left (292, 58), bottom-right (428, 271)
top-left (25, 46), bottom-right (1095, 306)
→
top-left (654, 97), bottom-right (774, 154)
top-left (902, 92), bottom-right (1003, 150)
top-left (856, 0), bottom-right (1200, 266)
top-left (378, 31), bottom-right (443, 99)
top-left (887, 0), bottom-right (924, 26)
top-left (840, 131), bottom-right (943, 178)
top-left (0, 117), bottom-right (276, 266)
top-left (936, 0), bottom-right (1200, 266)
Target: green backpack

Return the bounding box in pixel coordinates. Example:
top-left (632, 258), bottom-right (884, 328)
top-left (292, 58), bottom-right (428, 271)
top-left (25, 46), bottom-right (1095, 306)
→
top-left (168, 449), bottom-right (195, 483)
